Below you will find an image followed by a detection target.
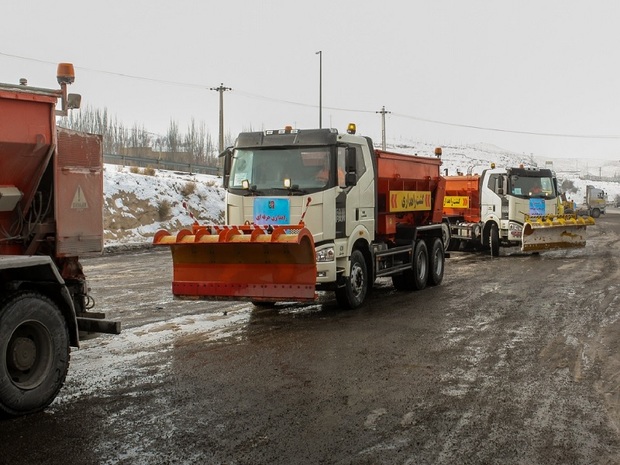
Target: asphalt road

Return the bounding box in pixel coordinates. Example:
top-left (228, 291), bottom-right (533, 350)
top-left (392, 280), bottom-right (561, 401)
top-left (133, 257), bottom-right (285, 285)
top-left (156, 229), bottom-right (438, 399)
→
top-left (2, 213), bottom-right (620, 465)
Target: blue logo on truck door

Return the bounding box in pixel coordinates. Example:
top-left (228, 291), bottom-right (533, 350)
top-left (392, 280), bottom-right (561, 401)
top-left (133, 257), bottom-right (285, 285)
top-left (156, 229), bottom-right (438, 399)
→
top-left (254, 198), bottom-right (290, 225)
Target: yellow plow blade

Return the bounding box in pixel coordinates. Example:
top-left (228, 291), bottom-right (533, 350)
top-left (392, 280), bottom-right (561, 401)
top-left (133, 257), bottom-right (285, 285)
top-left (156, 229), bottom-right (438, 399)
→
top-left (153, 225), bottom-right (317, 302)
top-left (521, 215), bottom-right (595, 252)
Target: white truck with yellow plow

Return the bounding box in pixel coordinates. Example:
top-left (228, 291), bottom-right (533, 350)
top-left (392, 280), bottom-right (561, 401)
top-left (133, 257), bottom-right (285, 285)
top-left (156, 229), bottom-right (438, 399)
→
top-left (442, 165), bottom-right (595, 255)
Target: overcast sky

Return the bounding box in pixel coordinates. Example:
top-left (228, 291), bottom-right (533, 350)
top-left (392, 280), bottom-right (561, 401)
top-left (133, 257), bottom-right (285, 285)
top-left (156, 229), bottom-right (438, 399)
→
top-left (2, 1), bottom-right (619, 160)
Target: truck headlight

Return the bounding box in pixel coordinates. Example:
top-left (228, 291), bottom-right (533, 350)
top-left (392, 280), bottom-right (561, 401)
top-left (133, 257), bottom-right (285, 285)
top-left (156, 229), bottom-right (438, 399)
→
top-left (316, 247), bottom-right (335, 262)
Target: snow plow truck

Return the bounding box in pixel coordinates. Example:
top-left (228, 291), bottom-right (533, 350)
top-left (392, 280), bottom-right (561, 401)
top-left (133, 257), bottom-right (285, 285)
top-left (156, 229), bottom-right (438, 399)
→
top-left (154, 124), bottom-right (447, 309)
top-left (0, 64), bottom-right (120, 416)
top-left (442, 164), bottom-right (595, 255)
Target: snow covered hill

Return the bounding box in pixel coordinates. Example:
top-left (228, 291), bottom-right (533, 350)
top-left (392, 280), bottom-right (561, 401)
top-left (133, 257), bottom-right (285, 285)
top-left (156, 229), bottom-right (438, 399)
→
top-left (103, 141), bottom-right (620, 248)
top-left (103, 165), bottom-right (225, 248)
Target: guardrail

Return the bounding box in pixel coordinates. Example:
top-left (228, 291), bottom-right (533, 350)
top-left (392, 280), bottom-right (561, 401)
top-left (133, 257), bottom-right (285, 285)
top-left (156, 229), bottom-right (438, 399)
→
top-left (579, 174), bottom-right (620, 183)
top-left (103, 153), bottom-right (220, 175)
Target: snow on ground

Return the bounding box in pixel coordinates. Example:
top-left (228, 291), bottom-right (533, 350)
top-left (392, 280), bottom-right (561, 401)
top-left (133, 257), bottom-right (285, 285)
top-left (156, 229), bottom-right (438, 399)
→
top-left (103, 143), bottom-right (620, 247)
top-left (54, 306), bottom-right (250, 405)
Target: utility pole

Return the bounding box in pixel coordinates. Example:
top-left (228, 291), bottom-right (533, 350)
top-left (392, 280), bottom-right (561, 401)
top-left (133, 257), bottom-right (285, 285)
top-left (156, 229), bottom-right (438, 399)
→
top-left (210, 83), bottom-right (231, 153)
top-left (316, 51), bottom-right (322, 128)
top-left (376, 106), bottom-right (391, 150)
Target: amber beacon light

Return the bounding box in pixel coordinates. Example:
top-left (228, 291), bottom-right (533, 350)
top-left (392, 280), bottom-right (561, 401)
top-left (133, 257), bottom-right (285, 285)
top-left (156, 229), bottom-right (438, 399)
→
top-left (56, 63), bottom-right (75, 85)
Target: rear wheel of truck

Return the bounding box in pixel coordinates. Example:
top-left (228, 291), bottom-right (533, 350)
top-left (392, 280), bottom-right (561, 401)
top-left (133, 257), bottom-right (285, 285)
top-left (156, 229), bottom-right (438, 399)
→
top-left (392, 240), bottom-right (429, 291)
top-left (428, 238), bottom-right (445, 286)
top-left (335, 250), bottom-right (368, 309)
top-left (441, 222), bottom-right (451, 252)
top-left (0, 292), bottom-right (70, 417)
top-left (412, 240), bottom-right (429, 290)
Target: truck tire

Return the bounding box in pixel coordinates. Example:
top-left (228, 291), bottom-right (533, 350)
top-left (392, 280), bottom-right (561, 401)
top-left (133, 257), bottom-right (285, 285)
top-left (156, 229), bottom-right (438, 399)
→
top-left (412, 240), bottom-right (429, 290)
top-left (490, 223), bottom-right (500, 257)
top-left (591, 208), bottom-right (600, 218)
top-left (0, 292), bottom-right (70, 417)
top-left (428, 238), bottom-right (445, 286)
top-left (441, 222), bottom-right (451, 252)
top-left (335, 249), bottom-right (368, 309)
top-left (392, 240), bottom-right (429, 291)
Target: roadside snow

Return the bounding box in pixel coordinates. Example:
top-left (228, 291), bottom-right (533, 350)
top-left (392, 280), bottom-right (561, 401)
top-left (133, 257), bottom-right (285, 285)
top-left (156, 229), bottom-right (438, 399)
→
top-left (103, 164), bottom-right (225, 248)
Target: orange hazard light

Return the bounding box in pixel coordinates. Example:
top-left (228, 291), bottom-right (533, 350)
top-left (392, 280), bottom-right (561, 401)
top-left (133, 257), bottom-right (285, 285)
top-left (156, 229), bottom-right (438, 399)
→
top-left (57, 63), bottom-right (75, 85)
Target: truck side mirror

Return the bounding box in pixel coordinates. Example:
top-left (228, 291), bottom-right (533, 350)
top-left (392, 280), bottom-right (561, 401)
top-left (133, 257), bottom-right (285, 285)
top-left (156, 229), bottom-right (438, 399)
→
top-left (345, 172), bottom-right (357, 187)
top-left (345, 146), bottom-right (357, 173)
top-left (220, 148), bottom-right (233, 188)
top-left (344, 147), bottom-right (357, 187)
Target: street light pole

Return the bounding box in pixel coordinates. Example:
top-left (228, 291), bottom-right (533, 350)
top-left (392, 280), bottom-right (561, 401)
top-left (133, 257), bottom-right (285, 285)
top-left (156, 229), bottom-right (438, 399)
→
top-left (210, 83), bottom-right (231, 153)
top-left (376, 106), bottom-right (391, 150)
top-left (316, 50), bottom-right (322, 128)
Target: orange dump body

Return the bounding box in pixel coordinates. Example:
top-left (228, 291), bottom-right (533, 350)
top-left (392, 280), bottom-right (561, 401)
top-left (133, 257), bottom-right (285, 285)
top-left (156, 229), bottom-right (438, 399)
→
top-left (374, 150), bottom-right (445, 238)
top-left (0, 88), bottom-right (56, 250)
top-left (153, 224), bottom-right (317, 301)
top-left (442, 175), bottom-right (481, 223)
top-left (0, 85), bottom-right (103, 263)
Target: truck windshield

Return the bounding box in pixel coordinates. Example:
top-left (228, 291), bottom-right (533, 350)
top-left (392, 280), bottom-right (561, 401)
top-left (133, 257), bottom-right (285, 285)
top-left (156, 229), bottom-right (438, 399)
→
top-left (509, 175), bottom-right (556, 198)
top-left (229, 147), bottom-right (337, 192)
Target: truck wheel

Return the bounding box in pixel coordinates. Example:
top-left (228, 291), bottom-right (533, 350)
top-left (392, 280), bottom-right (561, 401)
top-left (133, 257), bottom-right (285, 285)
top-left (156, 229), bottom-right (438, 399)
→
top-left (392, 240), bottom-right (429, 291)
top-left (428, 238), bottom-right (445, 286)
top-left (591, 208), bottom-right (600, 218)
top-left (335, 250), bottom-right (368, 309)
top-left (0, 292), bottom-right (70, 417)
top-left (490, 223), bottom-right (500, 257)
top-left (441, 222), bottom-right (451, 252)
top-left (412, 240), bottom-right (429, 290)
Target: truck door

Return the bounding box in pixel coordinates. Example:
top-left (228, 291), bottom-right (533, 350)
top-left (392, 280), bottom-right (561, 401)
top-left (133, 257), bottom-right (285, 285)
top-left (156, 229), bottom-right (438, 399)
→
top-left (337, 144), bottom-right (373, 239)
top-left (480, 173), bottom-right (503, 222)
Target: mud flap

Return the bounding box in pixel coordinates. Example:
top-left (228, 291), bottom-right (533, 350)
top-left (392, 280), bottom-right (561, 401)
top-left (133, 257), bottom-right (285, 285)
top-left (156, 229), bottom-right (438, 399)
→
top-left (521, 216), bottom-right (594, 252)
top-left (153, 225), bottom-right (317, 302)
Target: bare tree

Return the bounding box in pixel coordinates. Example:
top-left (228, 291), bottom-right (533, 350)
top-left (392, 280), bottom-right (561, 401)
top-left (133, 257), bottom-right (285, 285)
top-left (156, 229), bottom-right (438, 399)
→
top-left (59, 105), bottom-right (218, 166)
top-left (166, 120), bottom-right (180, 153)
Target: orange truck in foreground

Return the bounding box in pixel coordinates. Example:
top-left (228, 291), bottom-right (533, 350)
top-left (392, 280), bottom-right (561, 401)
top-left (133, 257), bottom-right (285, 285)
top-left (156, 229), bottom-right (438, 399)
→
top-left (0, 65), bottom-right (119, 416)
top-left (155, 125), bottom-right (447, 309)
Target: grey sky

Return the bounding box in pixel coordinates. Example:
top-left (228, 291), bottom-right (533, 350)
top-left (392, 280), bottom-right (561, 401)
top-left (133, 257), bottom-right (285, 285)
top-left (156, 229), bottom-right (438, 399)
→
top-left (2, 0), bottom-right (619, 159)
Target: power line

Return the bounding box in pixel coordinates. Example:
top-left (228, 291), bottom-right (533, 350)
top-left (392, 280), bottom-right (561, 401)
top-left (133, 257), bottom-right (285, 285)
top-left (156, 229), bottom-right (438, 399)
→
top-left (0, 51), bottom-right (208, 89)
top-left (390, 112), bottom-right (620, 140)
top-left (3, 50), bottom-right (620, 140)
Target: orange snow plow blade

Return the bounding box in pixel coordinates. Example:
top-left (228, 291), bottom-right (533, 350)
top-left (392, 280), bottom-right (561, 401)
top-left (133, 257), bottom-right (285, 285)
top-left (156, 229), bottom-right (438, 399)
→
top-left (521, 215), bottom-right (595, 252)
top-left (153, 225), bottom-right (317, 302)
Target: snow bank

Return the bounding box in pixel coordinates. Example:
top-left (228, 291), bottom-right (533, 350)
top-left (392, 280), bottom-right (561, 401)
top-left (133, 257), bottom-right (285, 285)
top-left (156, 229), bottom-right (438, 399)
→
top-left (103, 165), bottom-right (225, 248)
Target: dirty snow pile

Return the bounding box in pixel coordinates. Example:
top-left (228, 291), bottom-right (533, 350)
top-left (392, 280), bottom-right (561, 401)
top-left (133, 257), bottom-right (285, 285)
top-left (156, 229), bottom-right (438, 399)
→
top-left (102, 143), bottom-right (620, 248)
